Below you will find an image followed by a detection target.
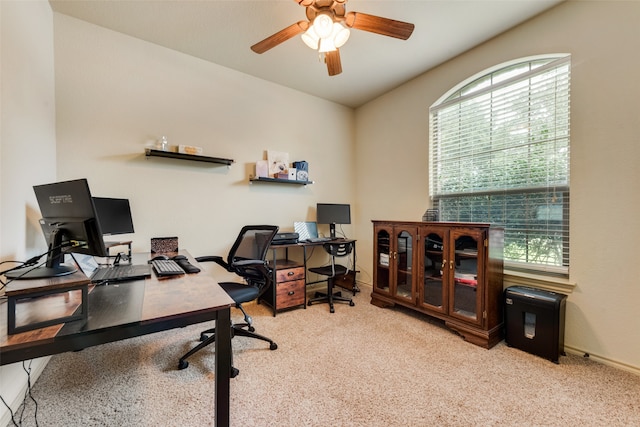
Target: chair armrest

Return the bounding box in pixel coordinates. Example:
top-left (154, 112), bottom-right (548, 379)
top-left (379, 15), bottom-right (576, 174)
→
top-left (195, 255), bottom-right (230, 271)
top-left (232, 259), bottom-right (267, 268)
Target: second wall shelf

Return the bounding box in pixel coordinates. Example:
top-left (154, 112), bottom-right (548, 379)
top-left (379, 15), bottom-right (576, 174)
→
top-left (249, 176), bottom-right (313, 186)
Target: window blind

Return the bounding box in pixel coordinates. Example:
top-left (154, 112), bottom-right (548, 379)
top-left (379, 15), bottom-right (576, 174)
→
top-left (429, 56), bottom-right (570, 274)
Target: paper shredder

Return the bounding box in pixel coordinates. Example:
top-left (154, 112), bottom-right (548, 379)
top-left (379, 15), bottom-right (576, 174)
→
top-left (504, 286), bottom-right (567, 363)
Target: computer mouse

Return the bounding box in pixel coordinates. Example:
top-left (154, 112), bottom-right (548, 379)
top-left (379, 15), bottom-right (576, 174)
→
top-left (151, 255), bottom-right (169, 261)
top-left (172, 255), bottom-right (187, 261)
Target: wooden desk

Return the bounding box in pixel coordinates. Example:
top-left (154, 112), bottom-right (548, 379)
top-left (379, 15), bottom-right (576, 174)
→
top-left (0, 251), bottom-right (234, 427)
top-left (262, 239), bottom-right (358, 315)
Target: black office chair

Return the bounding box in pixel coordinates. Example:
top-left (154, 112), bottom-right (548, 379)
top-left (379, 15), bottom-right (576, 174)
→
top-left (178, 225), bottom-right (279, 377)
top-left (307, 241), bottom-right (356, 313)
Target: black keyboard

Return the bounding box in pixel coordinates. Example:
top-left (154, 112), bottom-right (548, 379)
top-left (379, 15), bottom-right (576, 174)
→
top-left (151, 259), bottom-right (185, 277)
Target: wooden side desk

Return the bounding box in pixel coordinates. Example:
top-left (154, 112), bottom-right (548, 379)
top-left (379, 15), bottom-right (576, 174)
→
top-left (261, 239), bottom-right (358, 315)
top-left (0, 251), bottom-right (234, 427)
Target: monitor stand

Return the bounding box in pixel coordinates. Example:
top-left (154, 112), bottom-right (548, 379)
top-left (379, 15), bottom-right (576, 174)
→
top-left (4, 264), bottom-right (76, 280)
top-left (4, 231), bottom-right (77, 280)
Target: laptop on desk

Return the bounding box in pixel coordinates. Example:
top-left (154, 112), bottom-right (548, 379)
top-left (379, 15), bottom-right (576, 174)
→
top-left (72, 253), bottom-right (151, 284)
top-left (294, 222), bottom-right (331, 243)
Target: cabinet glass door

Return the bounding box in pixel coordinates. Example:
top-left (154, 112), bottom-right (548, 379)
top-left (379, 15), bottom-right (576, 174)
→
top-left (393, 229), bottom-right (414, 301)
top-left (421, 229), bottom-right (447, 313)
top-left (450, 230), bottom-right (482, 324)
top-left (374, 228), bottom-right (391, 295)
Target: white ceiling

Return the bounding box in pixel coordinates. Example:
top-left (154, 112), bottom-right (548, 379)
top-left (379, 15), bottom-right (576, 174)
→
top-left (49, 0), bottom-right (564, 108)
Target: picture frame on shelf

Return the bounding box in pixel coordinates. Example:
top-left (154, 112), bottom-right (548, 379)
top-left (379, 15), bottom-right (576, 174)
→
top-left (267, 150), bottom-right (289, 177)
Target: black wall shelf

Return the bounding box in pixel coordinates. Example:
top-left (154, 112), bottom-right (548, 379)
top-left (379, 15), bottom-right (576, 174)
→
top-left (145, 148), bottom-right (234, 166)
top-left (249, 176), bottom-right (313, 186)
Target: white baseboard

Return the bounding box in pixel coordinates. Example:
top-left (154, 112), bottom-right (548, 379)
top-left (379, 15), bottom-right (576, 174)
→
top-left (0, 356), bottom-right (51, 427)
top-left (564, 346), bottom-right (640, 376)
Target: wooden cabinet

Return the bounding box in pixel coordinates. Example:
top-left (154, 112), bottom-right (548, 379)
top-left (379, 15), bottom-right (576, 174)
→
top-left (372, 221), bottom-right (504, 349)
top-left (260, 259), bottom-right (306, 315)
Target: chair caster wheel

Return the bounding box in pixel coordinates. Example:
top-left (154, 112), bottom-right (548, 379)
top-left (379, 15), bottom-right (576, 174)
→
top-left (349, 301), bottom-right (355, 307)
top-left (199, 333), bottom-right (209, 341)
top-left (307, 301), bottom-right (312, 306)
top-left (178, 360), bottom-right (189, 370)
top-left (248, 326), bottom-right (255, 332)
top-left (270, 342), bottom-right (278, 350)
top-left (231, 367), bottom-right (240, 378)
top-left (330, 307), bottom-right (335, 313)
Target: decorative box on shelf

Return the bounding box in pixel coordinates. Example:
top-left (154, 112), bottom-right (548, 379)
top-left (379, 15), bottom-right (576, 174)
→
top-left (178, 145), bottom-right (203, 155)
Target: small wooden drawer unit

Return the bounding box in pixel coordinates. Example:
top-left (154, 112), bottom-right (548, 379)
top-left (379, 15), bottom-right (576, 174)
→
top-left (275, 267), bottom-right (305, 309)
top-left (261, 260), bottom-right (306, 315)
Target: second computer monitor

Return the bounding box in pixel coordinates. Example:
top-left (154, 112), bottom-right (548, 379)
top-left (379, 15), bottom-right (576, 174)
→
top-left (93, 197), bottom-right (135, 236)
top-left (316, 203), bottom-right (351, 239)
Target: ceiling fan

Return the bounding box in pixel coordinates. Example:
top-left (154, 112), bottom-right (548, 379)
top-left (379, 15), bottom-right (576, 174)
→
top-left (250, 0), bottom-right (415, 76)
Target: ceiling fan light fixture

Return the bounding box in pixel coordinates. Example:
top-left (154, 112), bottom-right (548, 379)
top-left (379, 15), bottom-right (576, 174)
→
top-left (301, 28), bottom-right (319, 49)
top-left (312, 13), bottom-right (334, 39)
top-left (304, 20), bottom-right (349, 53)
top-left (332, 22), bottom-right (350, 48)
top-left (318, 37), bottom-right (337, 53)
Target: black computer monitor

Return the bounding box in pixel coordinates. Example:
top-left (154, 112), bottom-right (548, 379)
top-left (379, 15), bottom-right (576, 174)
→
top-left (93, 197), bottom-right (135, 236)
top-left (316, 203), bottom-right (351, 239)
top-left (6, 178), bottom-right (109, 280)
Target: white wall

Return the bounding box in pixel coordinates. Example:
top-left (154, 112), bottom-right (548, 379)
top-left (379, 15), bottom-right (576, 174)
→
top-left (354, 1), bottom-right (640, 372)
top-left (0, 1), bottom-right (56, 425)
top-left (53, 14), bottom-right (355, 267)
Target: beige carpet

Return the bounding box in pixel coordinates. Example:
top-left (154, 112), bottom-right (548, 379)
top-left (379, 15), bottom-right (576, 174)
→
top-left (13, 284), bottom-right (640, 426)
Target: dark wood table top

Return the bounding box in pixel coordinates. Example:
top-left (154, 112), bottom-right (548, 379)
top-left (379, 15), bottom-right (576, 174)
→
top-left (1, 251), bottom-right (234, 364)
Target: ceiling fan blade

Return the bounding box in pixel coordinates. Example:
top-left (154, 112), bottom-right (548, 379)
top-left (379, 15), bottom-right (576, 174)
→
top-left (251, 21), bottom-right (310, 54)
top-left (325, 50), bottom-right (342, 76)
top-left (345, 12), bottom-right (414, 40)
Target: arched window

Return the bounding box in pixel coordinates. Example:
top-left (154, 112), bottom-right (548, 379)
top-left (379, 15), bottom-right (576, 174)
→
top-left (429, 55), bottom-right (570, 275)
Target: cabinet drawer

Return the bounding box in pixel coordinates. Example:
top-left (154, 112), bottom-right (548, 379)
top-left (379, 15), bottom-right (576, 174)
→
top-left (275, 267), bottom-right (305, 283)
top-left (276, 279), bottom-right (305, 309)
